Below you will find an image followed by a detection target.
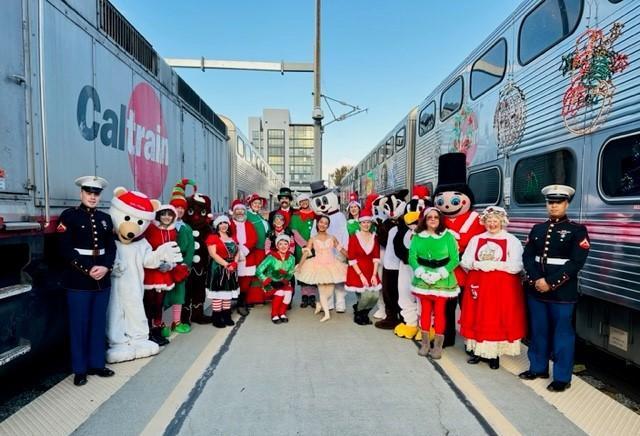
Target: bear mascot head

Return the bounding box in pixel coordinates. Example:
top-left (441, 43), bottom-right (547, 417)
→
top-left (107, 188), bottom-right (163, 363)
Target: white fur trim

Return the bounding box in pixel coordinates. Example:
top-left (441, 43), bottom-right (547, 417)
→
top-left (111, 196), bottom-right (156, 221)
top-left (344, 284), bottom-right (382, 293)
top-left (465, 339), bottom-right (522, 359)
top-left (143, 283), bottom-right (175, 291)
top-left (411, 286), bottom-right (460, 298)
top-left (239, 244), bottom-right (250, 257)
top-left (460, 211), bottom-right (479, 234)
top-left (348, 259), bottom-right (358, 266)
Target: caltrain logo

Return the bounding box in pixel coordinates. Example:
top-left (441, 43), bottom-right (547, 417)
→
top-left (76, 83), bottom-right (169, 198)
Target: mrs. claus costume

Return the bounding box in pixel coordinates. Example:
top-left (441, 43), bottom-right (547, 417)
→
top-left (459, 206), bottom-right (526, 359)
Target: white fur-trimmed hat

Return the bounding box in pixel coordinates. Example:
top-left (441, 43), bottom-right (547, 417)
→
top-left (213, 215), bottom-right (230, 228)
top-left (111, 188), bottom-right (156, 221)
top-left (275, 233), bottom-right (291, 245)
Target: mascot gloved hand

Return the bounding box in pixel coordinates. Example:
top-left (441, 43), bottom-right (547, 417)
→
top-left (107, 188), bottom-right (165, 363)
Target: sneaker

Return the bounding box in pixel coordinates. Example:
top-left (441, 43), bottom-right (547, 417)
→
top-left (171, 322), bottom-right (191, 334)
top-left (160, 325), bottom-right (171, 338)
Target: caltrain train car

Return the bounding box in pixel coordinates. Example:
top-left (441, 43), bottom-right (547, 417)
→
top-left (341, 0), bottom-right (640, 365)
top-left (219, 116), bottom-right (284, 210)
top-left (0, 0), bottom-right (282, 373)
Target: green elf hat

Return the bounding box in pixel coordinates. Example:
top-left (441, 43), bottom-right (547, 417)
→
top-left (170, 178), bottom-right (197, 209)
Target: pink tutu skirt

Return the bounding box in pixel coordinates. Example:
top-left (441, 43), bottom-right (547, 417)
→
top-left (296, 258), bottom-right (347, 285)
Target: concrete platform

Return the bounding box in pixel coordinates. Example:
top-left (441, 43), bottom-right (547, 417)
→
top-left (1, 293), bottom-right (639, 436)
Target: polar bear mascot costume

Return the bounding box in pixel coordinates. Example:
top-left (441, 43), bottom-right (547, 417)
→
top-left (309, 180), bottom-right (349, 312)
top-left (107, 187), bottom-right (183, 363)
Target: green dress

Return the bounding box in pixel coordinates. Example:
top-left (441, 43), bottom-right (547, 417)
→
top-left (408, 230), bottom-right (460, 298)
top-left (164, 221), bottom-right (195, 306)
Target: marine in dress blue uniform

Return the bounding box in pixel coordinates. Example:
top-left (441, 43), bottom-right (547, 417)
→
top-left (519, 184), bottom-right (590, 392)
top-left (58, 176), bottom-right (117, 386)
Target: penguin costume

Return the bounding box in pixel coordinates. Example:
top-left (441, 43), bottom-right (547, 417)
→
top-left (433, 153), bottom-right (485, 347)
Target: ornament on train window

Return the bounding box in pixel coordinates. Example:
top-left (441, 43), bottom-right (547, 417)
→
top-left (560, 22), bottom-right (630, 135)
top-left (523, 170), bottom-right (540, 203)
top-left (494, 81), bottom-right (526, 154)
top-left (450, 105), bottom-right (478, 166)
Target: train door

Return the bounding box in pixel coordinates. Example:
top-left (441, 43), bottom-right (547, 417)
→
top-left (1, 0), bottom-right (29, 195)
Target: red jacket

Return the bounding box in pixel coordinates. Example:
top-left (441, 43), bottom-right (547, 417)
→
top-left (443, 210), bottom-right (485, 286)
top-left (231, 219), bottom-right (259, 275)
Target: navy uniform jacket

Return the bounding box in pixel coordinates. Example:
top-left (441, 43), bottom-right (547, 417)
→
top-left (522, 216), bottom-right (590, 302)
top-left (58, 205), bottom-right (117, 290)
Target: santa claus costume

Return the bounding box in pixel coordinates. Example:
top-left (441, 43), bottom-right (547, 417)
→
top-left (230, 200), bottom-right (259, 311)
top-left (245, 193), bottom-right (270, 305)
top-left (344, 208), bottom-right (381, 325)
top-left (459, 207), bottom-right (526, 367)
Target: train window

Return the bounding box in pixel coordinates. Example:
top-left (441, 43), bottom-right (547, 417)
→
top-left (237, 136), bottom-right (245, 157)
top-left (396, 127), bottom-right (406, 150)
top-left (378, 146), bottom-right (385, 164)
top-left (609, 0), bottom-right (623, 3)
top-left (468, 167), bottom-right (501, 205)
top-left (518, 0), bottom-right (583, 65)
top-left (470, 39), bottom-right (507, 100)
top-left (600, 132), bottom-right (640, 199)
top-left (513, 150), bottom-right (576, 204)
top-left (386, 137), bottom-right (394, 157)
top-left (440, 77), bottom-right (463, 121)
top-left (419, 101), bottom-right (436, 136)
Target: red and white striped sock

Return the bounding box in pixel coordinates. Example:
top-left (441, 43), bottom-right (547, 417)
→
top-left (222, 299), bottom-right (231, 310)
top-left (172, 305), bottom-right (182, 324)
top-left (211, 299), bottom-right (223, 312)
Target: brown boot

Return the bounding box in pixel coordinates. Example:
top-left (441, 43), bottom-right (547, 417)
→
top-left (375, 317), bottom-right (401, 330)
top-left (429, 334), bottom-right (445, 359)
top-left (418, 331), bottom-right (430, 356)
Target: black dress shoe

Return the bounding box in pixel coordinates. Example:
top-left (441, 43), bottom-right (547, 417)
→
top-left (467, 355), bottom-right (482, 365)
top-left (88, 367), bottom-right (115, 377)
top-left (547, 381), bottom-right (571, 392)
top-left (74, 374), bottom-right (88, 386)
top-left (518, 370), bottom-right (550, 380)
top-left (488, 358), bottom-right (500, 370)
top-left (280, 315), bottom-right (289, 323)
top-left (272, 317), bottom-right (281, 324)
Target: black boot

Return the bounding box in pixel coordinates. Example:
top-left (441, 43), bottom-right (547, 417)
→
top-left (307, 295), bottom-right (316, 308)
top-left (236, 294), bottom-right (250, 317)
top-left (360, 309), bottom-right (372, 325)
top-left (300, 295), bottom-right (309, 308)
top-left (489, 357), bottom-right (500, 370)
top-left (211, 311), bottom-right (226, 328)
top-left (149, 327), bottom-right (170, 346)
top-left (222, 309), bottom-right (235, 326)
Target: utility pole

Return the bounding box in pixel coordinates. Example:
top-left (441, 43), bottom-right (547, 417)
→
top-left (312, 0), bottom-right (324, 180)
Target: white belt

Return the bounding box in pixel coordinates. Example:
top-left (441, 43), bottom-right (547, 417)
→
top-left (75, 248), bottom-right (105, 256)
top-left (535, 256), bottom-right (568, 265)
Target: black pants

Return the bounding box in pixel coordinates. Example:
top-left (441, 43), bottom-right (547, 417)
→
top-left (182, 267), bottom-right (210, 324)
top-left (381, 268), bottom-right (402, 322)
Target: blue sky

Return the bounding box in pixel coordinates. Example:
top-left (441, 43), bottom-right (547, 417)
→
top-left (111, 0), bottom-right (522, 178)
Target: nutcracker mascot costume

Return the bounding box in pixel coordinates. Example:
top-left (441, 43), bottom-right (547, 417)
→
top-left (374, 189), bottom-right (409, 329)
top-left (230, 199), bottom-right (259, 314)
top-left (107, 188), bottom-right (182, 363)
top-left (245, 193), bottom-right (270, 306)
top-left (289, 192), bottom-right (317, 308)
top-left (433, 152), bottom-right (484, 347)
top-left (393, 185), bottom-right (431, 339)
top-left (182, 184), bottom-right (215, 325)
top-left (309, 180), bottom-right (349, 312)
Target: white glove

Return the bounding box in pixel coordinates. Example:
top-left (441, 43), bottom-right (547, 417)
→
top-left (420, 272), bottom-right (440, 285)
top-left (156, 241), bottom-right (183, 264)
top-left (111, 260), bottom-right (126, 278)
top-left (477, 261), bottom-right (495, 272)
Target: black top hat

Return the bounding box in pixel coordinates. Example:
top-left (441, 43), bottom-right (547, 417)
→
top-left (277, 187), bottom-right (293, 200)
top-left (434, 153), bottom-right (475, 202)
top-left (309, 180), bottom-right (334, 197)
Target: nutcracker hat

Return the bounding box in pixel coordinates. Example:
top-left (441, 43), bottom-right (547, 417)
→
top-left (348, 192), bottom-right (361, 209)
top-left (433, 152), bottom-right (475, 203)
top-left (246, 193), bottom-right (267, 207)
top-left (111, 189), bottom-right (156, 221)
top-left (277, 187), bottom-right (294, 200)
top-left (275, 233), bottom-right (291, 245)
top-left (75, 175), bottom-right (108, 194)
top-left (231, 199), bottom-right (246, 211)
top-left (358, 207), bottom-right (374, 222)
top-left (213, 214), bottom-right (230, 228)
top-left (170, 179), bottom-right (196, 209)
top-left (542, 184), bottom-right (575, 202)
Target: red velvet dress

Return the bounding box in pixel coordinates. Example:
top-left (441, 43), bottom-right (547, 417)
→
top-left (345, 232), bottom-right (382, 293)
top-left (458, 231), bottom-right (527, 358)
top-left (144, 224), bottom-right (177, 291)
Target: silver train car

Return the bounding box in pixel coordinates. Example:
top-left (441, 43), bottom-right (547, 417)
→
top-left (341, 0), bottom-right (640, 365)
top-left (220, 116), bottom-right (283, 211)
top-left (0, 0), bottom-right (281, 372)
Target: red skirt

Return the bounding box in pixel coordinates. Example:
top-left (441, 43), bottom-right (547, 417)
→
top-left (459, 270), bottom-right (526, 342)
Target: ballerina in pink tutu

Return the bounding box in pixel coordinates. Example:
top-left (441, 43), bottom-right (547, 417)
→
top-left (296, 215), bottom-right (348, 322)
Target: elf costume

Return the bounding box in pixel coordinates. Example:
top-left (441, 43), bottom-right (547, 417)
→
top-left (256, 234), bottom-right (296, 323)
top-left (245, 193), bottom-right (270, 305)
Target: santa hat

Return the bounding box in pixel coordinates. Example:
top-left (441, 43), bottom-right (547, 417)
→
top-left (246, 193), bottom-right (267, 207)
top-left (231, 199), bottom-right (246, 211)
top-left (170, 179), bottom-right (196, 209)
top-left (111, 189), bottom-right (156, 221)
top-left (213, 214), bottom-right (230, 228)
top-left (358, 207), bottom-right (374, 222)
top-left (411, 185), bottom-right (430, 200)
top-left (275, 234), bottom-right (291, 245)
top-left (348, 192), bottom-right (361, 209)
